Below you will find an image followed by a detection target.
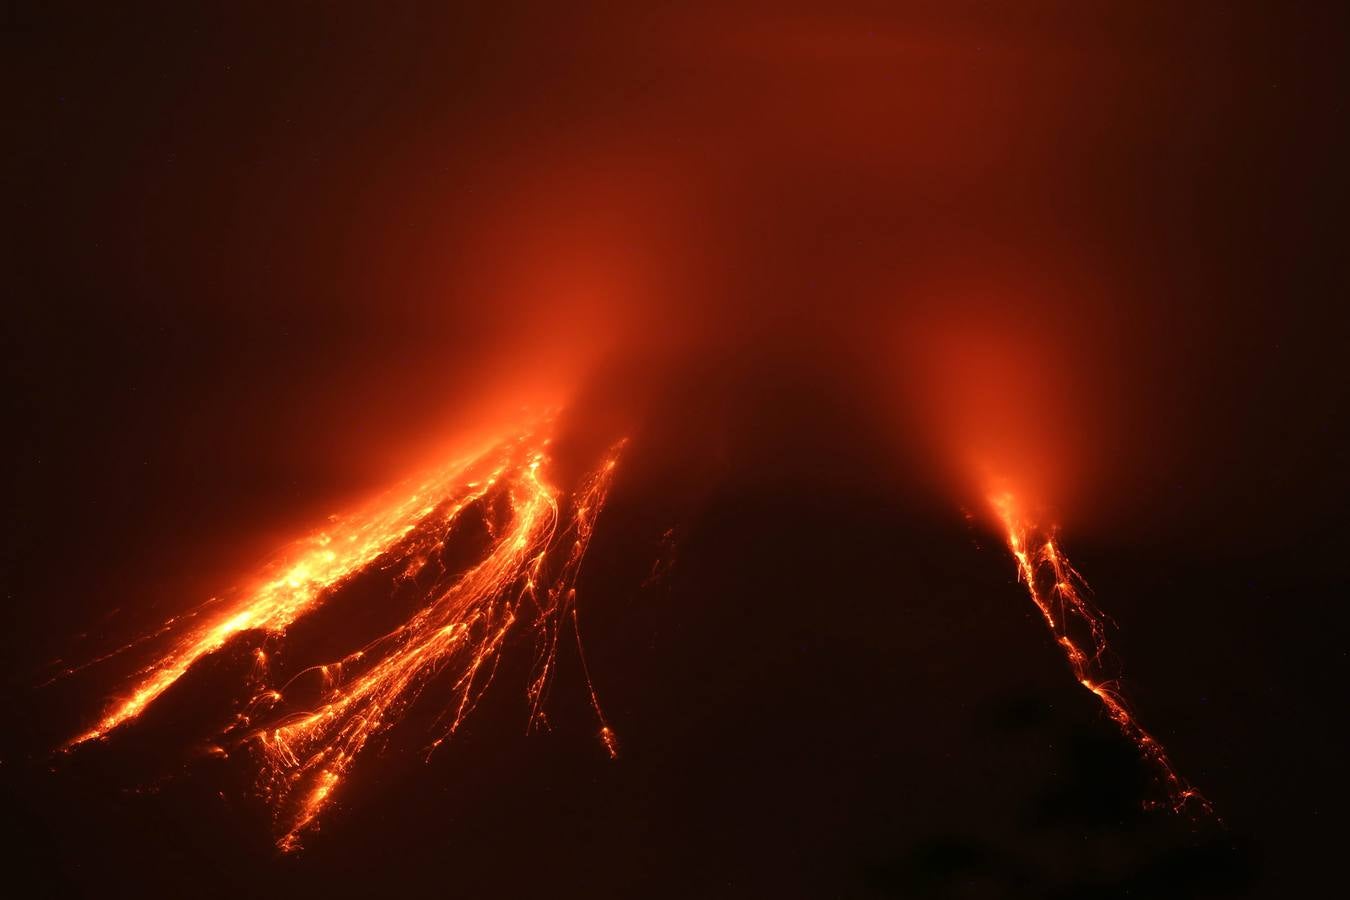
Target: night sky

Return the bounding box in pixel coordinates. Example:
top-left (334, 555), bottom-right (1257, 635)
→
top-left (5, 4), bottom-right (1347, 897)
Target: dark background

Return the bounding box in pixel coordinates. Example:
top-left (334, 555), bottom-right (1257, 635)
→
top-left (5, 3), bottom-right (1347, 897)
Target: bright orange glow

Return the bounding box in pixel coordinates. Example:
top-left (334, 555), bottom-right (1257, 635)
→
top-left (69, 435), bottom-right (518, 746)
top-left (259, 434), bottom-right (625, 850)
top-left (66, 419), bottom-right (626, 849)
top-left (990, 492), bottom-right (1210, 817)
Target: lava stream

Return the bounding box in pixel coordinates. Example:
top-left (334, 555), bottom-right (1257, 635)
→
top-left (990, 493), bottom-right (1211, 817)
top-left (69, 437), bottom-right (517, 746)
top-left (65, 421), bottom-right (627, 849)
top-left (254, 440), bottom-right (625, 849)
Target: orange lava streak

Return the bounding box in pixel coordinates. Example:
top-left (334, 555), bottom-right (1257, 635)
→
top-left (64, 418), bottom-right (627, 850)
top-left (990, 493), bottom-right (1210, 817)
top-left (69, 437), bottom-right (521, 746)
top-left (248, 439), bottom-right (626, 850)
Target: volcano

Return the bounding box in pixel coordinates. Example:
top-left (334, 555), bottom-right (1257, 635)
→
top-left (7, 3), bottom-right (1346, 897)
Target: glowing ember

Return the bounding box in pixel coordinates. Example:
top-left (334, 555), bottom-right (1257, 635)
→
top-left (990, 493), bottom-right (1211, 817)
top-left (66, 421), bottom-right (627, 849)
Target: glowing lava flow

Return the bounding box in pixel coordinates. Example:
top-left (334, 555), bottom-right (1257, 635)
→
top-left (253, 441), bottom-right (625, 849)
top-left (990, 493), bottom-right (1210, 816)
top-left (69, 439), bottom-right (512, 746)
top-left (66, 423), bottom-right (628, 849)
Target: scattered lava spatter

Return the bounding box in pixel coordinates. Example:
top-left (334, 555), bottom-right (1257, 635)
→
top-left (65, 422), bottom-right (627, 849)
top-left (990, 493), bottom-right (1211, 817)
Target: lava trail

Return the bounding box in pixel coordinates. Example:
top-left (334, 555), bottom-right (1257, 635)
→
top-left (990, 493), bottom-right (1210, 816)
top-left (68, 439), bottom-right (511, 746)
top-left (65, 421), bottom-right (627, 849)
top-left (254, 439), bottom-right (625, 849)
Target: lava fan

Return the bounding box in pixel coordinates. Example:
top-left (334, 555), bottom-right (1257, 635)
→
top-left (65, 419), bottom-right (625, 850)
